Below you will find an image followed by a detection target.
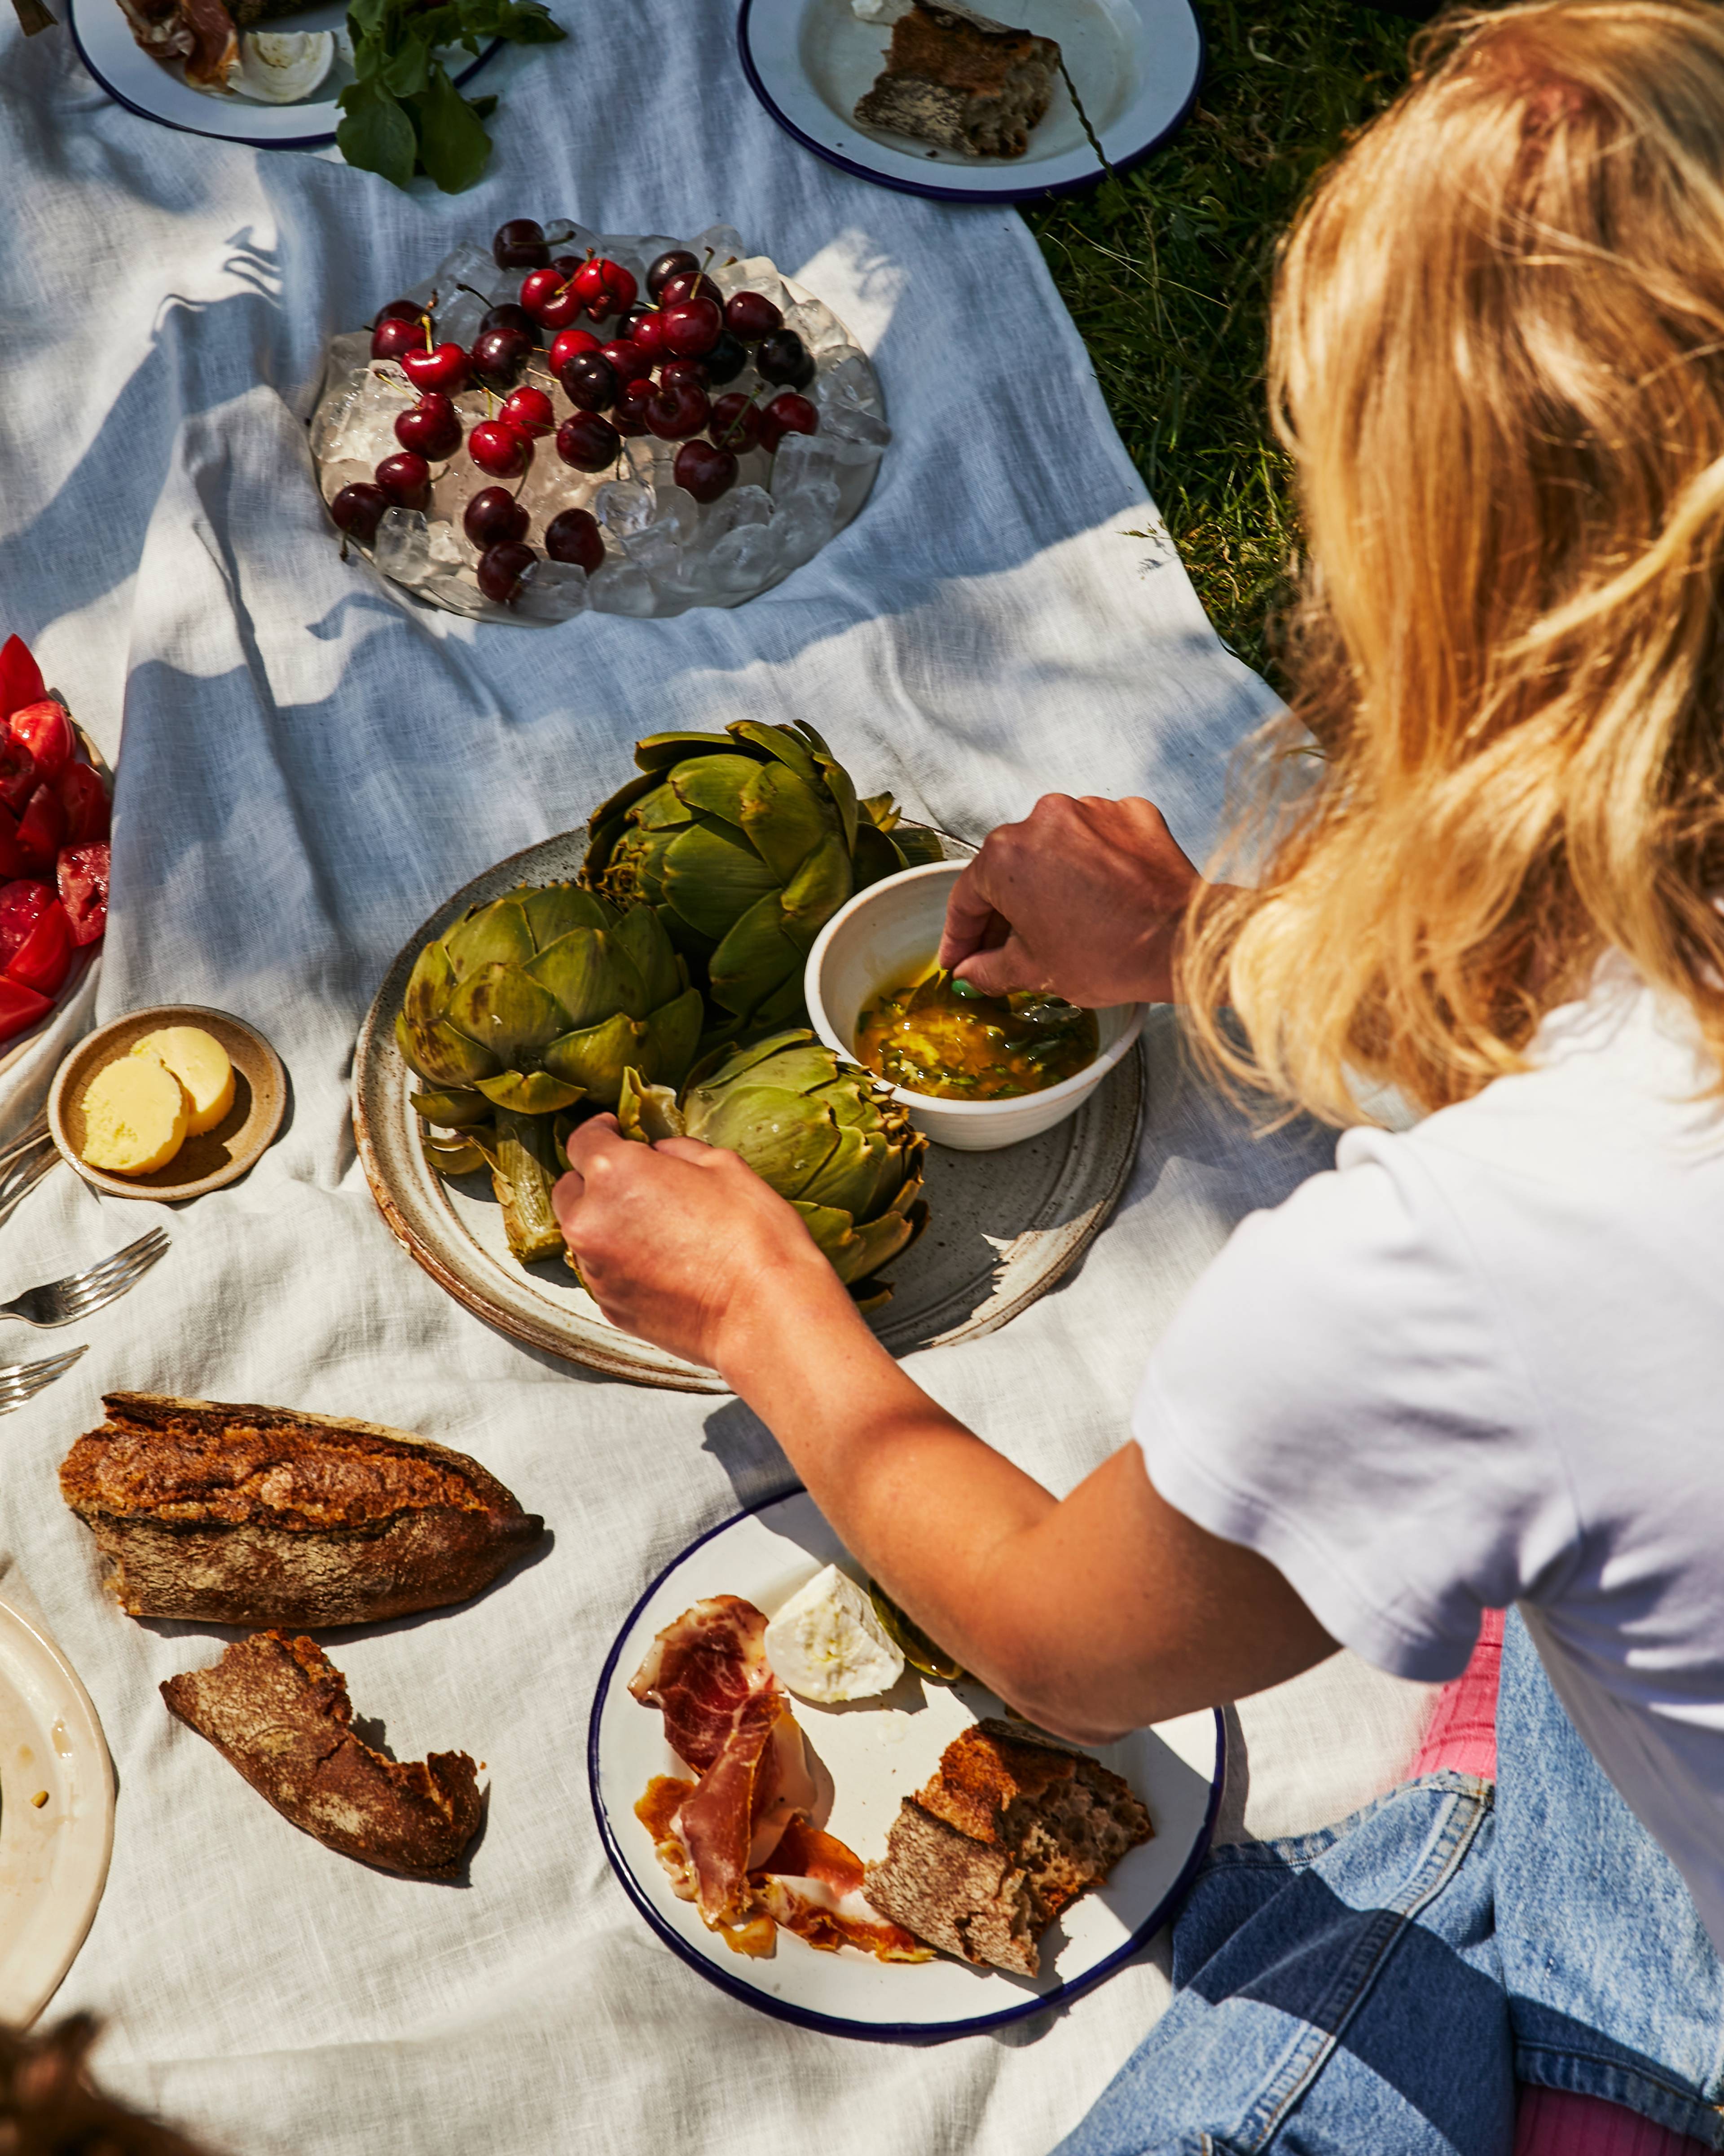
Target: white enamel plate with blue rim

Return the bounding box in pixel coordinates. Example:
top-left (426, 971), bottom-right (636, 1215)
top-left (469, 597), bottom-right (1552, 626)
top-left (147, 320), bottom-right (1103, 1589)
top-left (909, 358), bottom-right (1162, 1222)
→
top-left (738, 0), bottom-right (1203, 203)
top-left (589, 1490), bottom-right (1224, 2041)
top-left (66, 0), bottom-right (498, 148)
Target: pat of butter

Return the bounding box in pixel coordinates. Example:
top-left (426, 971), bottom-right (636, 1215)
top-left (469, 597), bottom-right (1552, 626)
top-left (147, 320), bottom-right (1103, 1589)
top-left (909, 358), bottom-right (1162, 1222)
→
top-left (765, 1565), bottom-right (905, 1704)
top-left (79, 1054), bottom-right (189, 1175)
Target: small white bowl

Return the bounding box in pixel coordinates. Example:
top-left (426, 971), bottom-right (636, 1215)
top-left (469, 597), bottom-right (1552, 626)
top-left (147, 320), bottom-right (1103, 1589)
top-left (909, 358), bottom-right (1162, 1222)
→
top-left (804, 861), bottom-right (1145, 1151)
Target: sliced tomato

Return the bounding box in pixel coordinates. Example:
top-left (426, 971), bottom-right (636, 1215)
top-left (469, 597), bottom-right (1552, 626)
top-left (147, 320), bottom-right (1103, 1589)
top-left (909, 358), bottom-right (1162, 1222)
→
top-left (6, 895), bottom-right (70, 998)
top-left (57, 761), bottom-right (110, 847)
top-left (0, 807), bottom-right (25, 882)
top-left (15, 784), bottom-right (63, 876)
top-left (0, 880), bottom-right (52, 971)
top-left (0, 736), bottom-right (35, 816)
top-left (56, 842), bottom-right (108, 947)
top-left (9, 701), bottom-right (71, 785)
top-left (0, 976), bottom-right (50, 1045)
top-left (0, 637), bottom-right (45, 723)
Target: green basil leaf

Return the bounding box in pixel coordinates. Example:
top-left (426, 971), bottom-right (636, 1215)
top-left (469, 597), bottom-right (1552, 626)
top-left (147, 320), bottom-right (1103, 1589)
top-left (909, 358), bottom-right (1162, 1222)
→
top-left (336, 79), bottom-right (417, 188)
top-left (411, 62), bottom-right (492, 194)
top-left (345, 0), bottom-right (388, 45)
top-left (382, 31), bottom-right (430, 93)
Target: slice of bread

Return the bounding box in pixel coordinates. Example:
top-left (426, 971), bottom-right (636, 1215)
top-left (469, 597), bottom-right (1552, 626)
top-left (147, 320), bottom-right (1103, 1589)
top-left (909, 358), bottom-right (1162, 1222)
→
top-left (854, 0), bottom-right (1061, 161)
top-left (862, 1718), bottom-right (1152, 1974)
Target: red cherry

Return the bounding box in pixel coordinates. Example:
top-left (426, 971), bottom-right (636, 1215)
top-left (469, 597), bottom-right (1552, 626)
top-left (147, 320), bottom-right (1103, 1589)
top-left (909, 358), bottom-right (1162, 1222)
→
top-left (331, 482), bottom-right (391, 543)
top-left (477, 541), bottom-right (536, 606)
top-left (659, 295), bottom-right (722, 359)
top-left (395, 393), bottom-right (461, 460)
top-left (759, 392), bottom-right (819, 454)
top-left (375, 298), bottom-right (420, 324)
top-left (501, 386), bottom-right (555, 439)
top-left (550, 327), bottom-right (603, 373)
top-left (401, 342), bottom-right (471, 394)
top-left (572, 256), bottom-right (639, 322)
top-left (645, 379), bottom-right (709, 441)
top-left (625, 309), bottom-right (666, 357)
top-left (519, 265), bottom-right (565, 315)
top-left (646, 248), bottom-right (699, 299)
top-left (469, 419), bottom-right (530, 479)
top-left (371, 316), bottom-right (422, 362)
top-left (493, 218), bottom-right (548, 269)
top-left (724, 290), bottom-right (784, 343)
top-left (556, 411), bottom-right (622, 471)
top-left (658, 271), bottom-right (722, 309)
top-left (374, 452), bottom-right (431, 508)
top-left (659, 359), bottom-right (709, 393)
top-left (673, 439), bottom-right (739, 505)
top-left (708, 392), bottom-right (762, 454)
top-left (481, 302), bottom-right (538, 342)
top-left (757, 331), bottom-right (814, 390)
top-left (599, 339), bottom-right (653, 386)
top-left (613, 378), bottom-right (653, 437)
top-left (471, 326), bottom-right (532, 388)
top-left (545, 507), bottom-right (605, 573)
top-left (560, 352), bottom-right (618, 411)
top-left (464, 487), bottom-right (530, 549)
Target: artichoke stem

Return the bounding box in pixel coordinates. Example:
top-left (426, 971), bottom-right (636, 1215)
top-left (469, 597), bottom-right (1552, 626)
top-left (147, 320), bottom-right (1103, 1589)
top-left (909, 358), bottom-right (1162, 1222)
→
top-left (491, 1107), bottom-right (566, 1265)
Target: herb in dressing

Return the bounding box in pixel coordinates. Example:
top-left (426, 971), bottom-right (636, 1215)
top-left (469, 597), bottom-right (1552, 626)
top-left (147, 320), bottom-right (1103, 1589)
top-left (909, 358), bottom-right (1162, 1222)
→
top-left (854, 965), bottom-right (1099, 1100)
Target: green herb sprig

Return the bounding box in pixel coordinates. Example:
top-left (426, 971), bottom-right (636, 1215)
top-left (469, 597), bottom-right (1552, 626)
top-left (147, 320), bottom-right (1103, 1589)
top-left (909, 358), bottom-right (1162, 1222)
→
top-left (338, 0), bottom-right (564, 194)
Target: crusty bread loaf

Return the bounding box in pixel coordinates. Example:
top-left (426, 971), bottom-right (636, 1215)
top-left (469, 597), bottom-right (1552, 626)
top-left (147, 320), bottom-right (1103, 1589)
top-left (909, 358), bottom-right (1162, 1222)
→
top-left (162, 1631), bottom-right (482, 1879)
top-left (863, 1718), bottom-right (1152, 1974)
top-left (854, 0), bottom-right (1060, 160)
top-left (61, 1392), bottom-right (543, 1630)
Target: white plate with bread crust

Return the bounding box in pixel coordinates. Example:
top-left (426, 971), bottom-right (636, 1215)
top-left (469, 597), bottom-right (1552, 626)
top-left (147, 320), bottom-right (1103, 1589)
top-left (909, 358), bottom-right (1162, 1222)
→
top-left (0, 1598), bottom-right (115, 2024)
top-left (738, 0), bottom-right (1203, 203)
top-left (589, 1489), bottom-right (1223, 2041)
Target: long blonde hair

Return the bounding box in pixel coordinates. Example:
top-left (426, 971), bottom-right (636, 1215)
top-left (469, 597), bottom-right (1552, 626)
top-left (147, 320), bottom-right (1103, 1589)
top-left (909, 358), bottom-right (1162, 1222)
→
top-left (1181, 0), bottom-right (1724, 1123)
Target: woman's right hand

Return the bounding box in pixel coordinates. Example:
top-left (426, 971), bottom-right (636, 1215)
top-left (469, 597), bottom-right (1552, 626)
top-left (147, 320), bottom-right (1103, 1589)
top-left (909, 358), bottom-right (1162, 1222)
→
top-left (936, 794), bottom-right (1205, 1006)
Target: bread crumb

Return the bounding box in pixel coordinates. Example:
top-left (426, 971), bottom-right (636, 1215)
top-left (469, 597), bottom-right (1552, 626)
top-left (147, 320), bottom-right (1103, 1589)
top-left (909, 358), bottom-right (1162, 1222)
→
top-left (30, 1790), bottom-right (48, 1808)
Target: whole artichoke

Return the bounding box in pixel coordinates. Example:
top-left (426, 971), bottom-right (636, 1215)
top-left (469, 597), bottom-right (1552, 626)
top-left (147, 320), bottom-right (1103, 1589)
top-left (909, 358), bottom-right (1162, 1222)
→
top-left (618, 1029), bottom-right (927, 1309)
top-left (396, 882), bottom-right (703, 1117)
top-left (398, 883), bottom-right (702, 1267)
top-left (585, 720), bottom-right (943, 1036)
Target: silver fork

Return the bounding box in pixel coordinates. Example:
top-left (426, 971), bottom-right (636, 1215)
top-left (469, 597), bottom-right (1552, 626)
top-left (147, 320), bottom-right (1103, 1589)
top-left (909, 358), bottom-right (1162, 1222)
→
top-left (0, 1229), bottom-right (171, 1328)
top-left (0, 1346), bottom-right (85, 1415)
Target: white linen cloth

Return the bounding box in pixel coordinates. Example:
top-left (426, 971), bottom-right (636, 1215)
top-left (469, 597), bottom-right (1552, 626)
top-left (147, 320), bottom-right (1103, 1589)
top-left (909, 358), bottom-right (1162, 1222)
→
top-left (0, 13), bottom-right (1433, 2151)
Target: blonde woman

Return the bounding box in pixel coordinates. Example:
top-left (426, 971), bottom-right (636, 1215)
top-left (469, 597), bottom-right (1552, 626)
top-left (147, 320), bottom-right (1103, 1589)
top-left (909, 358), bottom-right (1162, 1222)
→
top-left (557, 3), bottom-right (1724, 2146)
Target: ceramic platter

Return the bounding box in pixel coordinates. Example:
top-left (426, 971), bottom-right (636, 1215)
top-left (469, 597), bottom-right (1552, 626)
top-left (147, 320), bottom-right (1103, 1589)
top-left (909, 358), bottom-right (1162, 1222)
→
top-left (738, 0), bottom-right (1202, 203)
top-left (0, 1599), bottom-right (114, 2025)
top-left (65, 0), bottom-right (497, 147)
top-left (590, 1490), bottom-right (1223, 2040)
top-left (352, 827), bottom-right (1146, 1391)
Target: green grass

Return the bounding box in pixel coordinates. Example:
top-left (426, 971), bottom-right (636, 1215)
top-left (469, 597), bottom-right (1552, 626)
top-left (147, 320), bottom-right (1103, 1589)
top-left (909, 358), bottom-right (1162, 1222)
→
top-left (1026, 1), bottom-right (1419, 678)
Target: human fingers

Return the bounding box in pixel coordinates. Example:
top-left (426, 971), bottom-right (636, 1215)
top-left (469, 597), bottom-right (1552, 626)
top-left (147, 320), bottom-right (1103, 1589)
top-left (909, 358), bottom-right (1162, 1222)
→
top-left (937, 851), bottom-right (1007, 970)
top-left (953, 932), bottom-right (1049, 997)
top-left (563, 1113), bottom-right (625, 1177)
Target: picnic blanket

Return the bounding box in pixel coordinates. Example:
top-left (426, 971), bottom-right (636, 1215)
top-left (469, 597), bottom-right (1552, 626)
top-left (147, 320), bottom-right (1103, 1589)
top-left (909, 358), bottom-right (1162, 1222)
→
top-left (0, 9), bottom-right (1433, 2151)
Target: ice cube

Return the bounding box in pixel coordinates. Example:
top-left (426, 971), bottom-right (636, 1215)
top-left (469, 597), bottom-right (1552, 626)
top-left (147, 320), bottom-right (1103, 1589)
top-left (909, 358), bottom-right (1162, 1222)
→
top-left (775, 481), bottom-right (842, 565)
top-left (700, 485), bottom-right (774, 542)
top-left (706, 520), bottom-right (784, 595)
top-left (543, 220), bottom-right (600, 258)
top-left (594, 479), bottom-right (656, 539)
top-left (319, 458), bottom-right (368, 507)
top-left (822, 402), bottom-right (892, 459)
top-left (691, 223), bottom-right (748, 269)
top-left (589, 560), bottom-right (657, 616)
top-left (712, 258), bottom-right (789, 310)
top-left (419, 568), bottom-right (491, 619)
top-left (433, 283), bottom-right (488, 352)
top-left (375, 508), bottom-right (431, 586)
top-left (428, 520), bottom-right (465, 571)
top-left (309, 370), bottom-right (366, 463)
top-left (650, 484), bottom-right (701, 546)
top-left (324, 366), bottom-right (414, 467)
top-left (426, 242), bottom-right (508, 315)
top-left (770, 431), bottom-right (841, 496)
top-left (515, 559), bottom-right (591, 622)
top-left (323, 330), bottom-right (371, 383)
top-left (781, 299), bottom-right (851, 358)
top-left (625, 436), bottom-right (677, 489)
top-left (622, 526), bottom-right (686, 582)
top-left (815, 353), bottom-right (877, 412)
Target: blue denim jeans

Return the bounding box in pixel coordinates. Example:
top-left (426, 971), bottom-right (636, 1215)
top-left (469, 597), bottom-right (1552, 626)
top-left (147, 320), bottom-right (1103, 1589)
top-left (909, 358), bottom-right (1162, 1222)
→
top-left (1055, 1614), bottom-right (1724, 2155)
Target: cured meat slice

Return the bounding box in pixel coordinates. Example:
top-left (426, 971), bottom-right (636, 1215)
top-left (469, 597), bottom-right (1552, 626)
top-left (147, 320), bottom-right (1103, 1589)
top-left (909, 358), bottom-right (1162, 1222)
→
top-left (629, 1595), bottom-right (773, 1773)
top-left (756, 1822), bottom-right (932, 1962)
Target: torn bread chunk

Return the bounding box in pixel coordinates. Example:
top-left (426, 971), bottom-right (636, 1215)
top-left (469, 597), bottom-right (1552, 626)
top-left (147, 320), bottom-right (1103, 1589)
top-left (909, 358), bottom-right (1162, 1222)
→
top-left (162, 1631), bottom-right (483, 1879)
top-left (862, 1717), bottom-right (1152, 1974)
top-left (854, 0), bottom-right (1061, 159)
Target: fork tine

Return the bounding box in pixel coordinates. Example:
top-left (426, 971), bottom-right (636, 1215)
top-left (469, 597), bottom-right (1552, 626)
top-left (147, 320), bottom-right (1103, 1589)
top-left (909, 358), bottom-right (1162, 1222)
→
top-left (50, 1253), bottom-right (169, 1318)
top-left (62, 1230), bottom-right (170, 1295)
top-left (0, 1346), bottom-right (85, 1412)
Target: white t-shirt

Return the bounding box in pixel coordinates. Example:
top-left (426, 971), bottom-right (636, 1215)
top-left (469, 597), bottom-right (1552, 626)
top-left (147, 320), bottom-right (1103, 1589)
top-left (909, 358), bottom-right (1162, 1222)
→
top-left (1135, 957), bottom-right (1724, 1949)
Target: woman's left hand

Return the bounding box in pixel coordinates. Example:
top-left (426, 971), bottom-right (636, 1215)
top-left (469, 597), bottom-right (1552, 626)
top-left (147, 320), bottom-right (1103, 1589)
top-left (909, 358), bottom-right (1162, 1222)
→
top-left (553, 1118), bottom-right (851, 1375)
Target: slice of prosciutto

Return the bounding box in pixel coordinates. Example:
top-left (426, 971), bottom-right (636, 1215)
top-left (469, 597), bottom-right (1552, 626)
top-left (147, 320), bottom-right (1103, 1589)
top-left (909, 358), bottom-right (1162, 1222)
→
top-left (756, 1821), bottom-right (932, 1962)
top-left (631, 1597), bottom-right (815, 1933)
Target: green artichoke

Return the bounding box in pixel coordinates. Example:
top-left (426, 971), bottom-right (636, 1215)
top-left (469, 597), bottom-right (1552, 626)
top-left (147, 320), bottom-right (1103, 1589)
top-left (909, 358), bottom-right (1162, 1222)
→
top-left (397, 882), bottom-right (703, 1267)
top-left (617, 1029), bottom-right (928, 1309)
top-left (584, 720), bottom-right (943, 1037)
top-left (396, 882), bottom-right (703, 1117)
